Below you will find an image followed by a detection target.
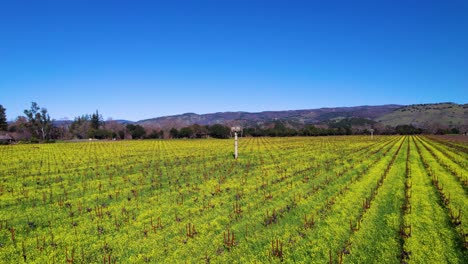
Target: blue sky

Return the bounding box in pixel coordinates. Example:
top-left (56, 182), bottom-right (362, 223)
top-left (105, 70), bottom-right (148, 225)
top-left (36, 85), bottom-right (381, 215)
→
top-left (1, 0), bottom-right (467, 121)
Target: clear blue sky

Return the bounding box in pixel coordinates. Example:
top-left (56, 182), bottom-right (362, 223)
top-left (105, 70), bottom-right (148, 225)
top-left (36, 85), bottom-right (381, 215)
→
top-left (1, 0), bottom-right (467, 121)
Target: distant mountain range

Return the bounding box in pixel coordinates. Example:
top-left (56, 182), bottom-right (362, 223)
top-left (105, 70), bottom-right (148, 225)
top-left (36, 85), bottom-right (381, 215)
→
top-left (131, 103), bottom-right (467, 130)
top-left (47, 103), bottom-right (466, 132)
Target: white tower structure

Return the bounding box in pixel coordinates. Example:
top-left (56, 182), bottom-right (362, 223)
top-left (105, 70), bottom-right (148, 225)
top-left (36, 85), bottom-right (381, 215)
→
top-left (231, 126), bottom-right (242, 159)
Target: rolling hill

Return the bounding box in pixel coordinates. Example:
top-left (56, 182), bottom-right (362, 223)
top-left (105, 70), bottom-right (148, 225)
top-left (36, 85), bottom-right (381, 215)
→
top-left (377, 103), bottom-right (468, 128)
top-left (137, 105), bottom-right (402, 128)
top-left (129, 103), bottom-right (467, 132)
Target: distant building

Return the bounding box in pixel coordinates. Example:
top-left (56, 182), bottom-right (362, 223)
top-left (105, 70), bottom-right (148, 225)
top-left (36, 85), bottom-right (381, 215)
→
top-left (0, 134), bottom-right (14, 144)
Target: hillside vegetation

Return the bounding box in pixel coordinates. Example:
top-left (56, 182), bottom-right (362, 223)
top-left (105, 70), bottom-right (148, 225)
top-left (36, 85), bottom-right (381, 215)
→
top-left (377, 103), bottom-right (468, 128)
top-left (137, 105), bottom-right (402, 128)
top-left (135, 103), bottom-right (467, 134)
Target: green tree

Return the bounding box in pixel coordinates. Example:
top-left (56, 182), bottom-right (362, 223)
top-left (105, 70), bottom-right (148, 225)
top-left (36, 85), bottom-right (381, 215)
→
top-left (90, 110), bottom-right (102, 130)
top-left (395, 124), bottom-right (422, 135)
top-left (179, 127), bottom-right (193, 138)
top-left (147, 130), bottom-right (164, 139)
top-left (170, 128), bottom-right (179, 138)
top-left (118, 130), bottom-right (125, 139)
top-left (126, 124), bottom-right (146, 139)
top-left (24, 102), bottom-right (53, 140)
top-left (0, 104), bottom-right (7, 131)
top-left (70, 115), bottom-right (91, 139)
top-left (88, 128), bottom-right (112, 139)
top-left (208, 124), bottom-right (230, 138)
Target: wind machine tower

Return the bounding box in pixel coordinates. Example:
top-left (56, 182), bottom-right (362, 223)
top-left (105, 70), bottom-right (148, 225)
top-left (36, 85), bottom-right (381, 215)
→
top-left (231, 126), bottom-right (242, 159)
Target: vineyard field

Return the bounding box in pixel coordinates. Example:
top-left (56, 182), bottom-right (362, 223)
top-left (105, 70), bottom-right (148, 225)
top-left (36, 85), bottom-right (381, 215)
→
top-left (0, 136), bottom-right (466, 263)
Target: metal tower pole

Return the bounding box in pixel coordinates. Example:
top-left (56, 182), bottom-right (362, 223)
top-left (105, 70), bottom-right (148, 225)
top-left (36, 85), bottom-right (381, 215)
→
top-left (234, 132), bottom-right (238, 159)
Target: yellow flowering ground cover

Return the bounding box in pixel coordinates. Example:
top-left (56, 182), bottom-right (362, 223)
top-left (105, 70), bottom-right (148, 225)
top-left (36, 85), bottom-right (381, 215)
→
top-left (0, 136), bottom-right (466, 263)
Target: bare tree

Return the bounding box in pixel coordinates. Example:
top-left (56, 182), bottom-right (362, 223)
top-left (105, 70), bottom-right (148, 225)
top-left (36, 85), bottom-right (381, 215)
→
top-left (9, 116), bottom-right (31, 141)
top-left (104, 119), bottom-right (126, 139)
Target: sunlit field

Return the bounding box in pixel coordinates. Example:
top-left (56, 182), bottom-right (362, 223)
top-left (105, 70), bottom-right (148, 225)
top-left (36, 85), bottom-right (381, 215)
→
top-left (0, 136), bottom-right (466, 263)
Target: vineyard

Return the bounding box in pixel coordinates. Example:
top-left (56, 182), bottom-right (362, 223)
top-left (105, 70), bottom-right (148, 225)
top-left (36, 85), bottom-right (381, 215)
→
top-left (0, 136), bottom-right (466, 263)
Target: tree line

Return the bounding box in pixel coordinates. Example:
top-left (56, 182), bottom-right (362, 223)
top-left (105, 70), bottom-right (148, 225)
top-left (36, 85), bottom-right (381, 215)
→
top-left (0, 102), bottom-right (235, 142)
top-left (0, 103), bottom-right (156, 142)
top-left (0, 102), bottom-right (463, 144)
